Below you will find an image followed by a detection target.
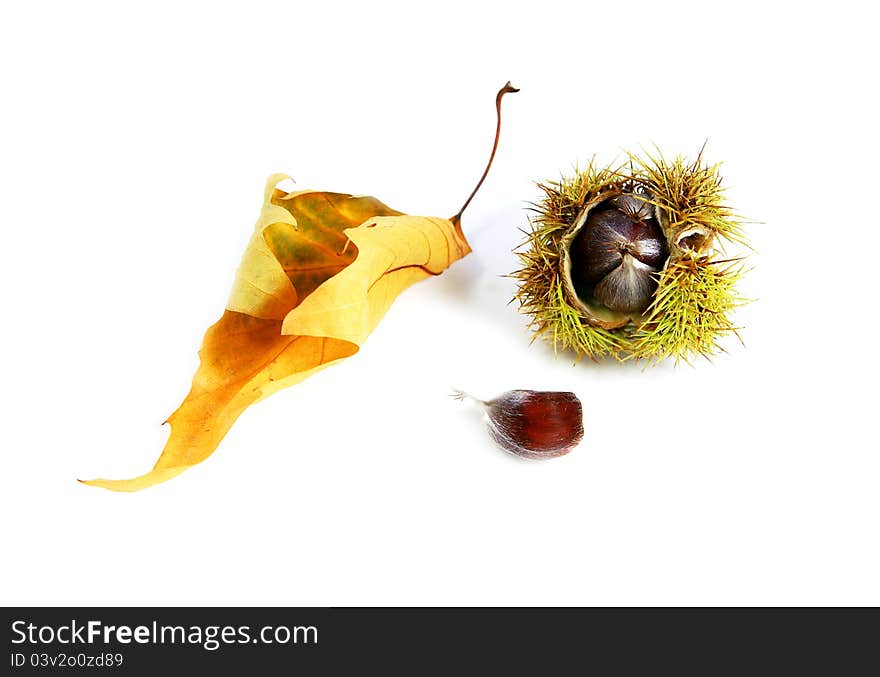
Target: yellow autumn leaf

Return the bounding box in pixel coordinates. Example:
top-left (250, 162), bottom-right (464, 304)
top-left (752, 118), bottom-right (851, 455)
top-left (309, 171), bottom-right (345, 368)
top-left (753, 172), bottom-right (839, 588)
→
top-left (81, 178), bottom-right (470, 491)
top-left (81, 82), bottom-right (516, 492)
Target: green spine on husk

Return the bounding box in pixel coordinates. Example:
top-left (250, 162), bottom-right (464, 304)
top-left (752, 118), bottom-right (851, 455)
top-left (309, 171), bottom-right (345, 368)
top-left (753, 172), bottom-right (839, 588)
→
top-left (514, 149), bottom-right (748, 364)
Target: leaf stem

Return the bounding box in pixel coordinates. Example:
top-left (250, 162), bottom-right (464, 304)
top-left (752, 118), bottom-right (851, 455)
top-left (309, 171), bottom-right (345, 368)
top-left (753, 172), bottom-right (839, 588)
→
top-left (451, 81), bottom-right (519, 228)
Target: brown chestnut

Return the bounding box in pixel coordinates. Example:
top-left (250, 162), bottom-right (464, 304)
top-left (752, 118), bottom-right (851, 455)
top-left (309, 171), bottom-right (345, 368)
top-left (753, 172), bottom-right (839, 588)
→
top-left (455, 389), bottom-right (583, 459)
top-left (569, 194), bottom-right (668, 314)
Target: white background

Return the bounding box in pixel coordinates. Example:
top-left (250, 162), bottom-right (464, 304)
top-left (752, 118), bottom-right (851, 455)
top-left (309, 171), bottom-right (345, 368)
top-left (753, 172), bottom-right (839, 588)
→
top-left (2, 1), bottom-right (877, 605)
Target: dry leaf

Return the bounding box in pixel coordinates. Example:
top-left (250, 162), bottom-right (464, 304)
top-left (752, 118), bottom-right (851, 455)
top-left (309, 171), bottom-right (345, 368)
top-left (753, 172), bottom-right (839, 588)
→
top-left (82, 177), bottom-right (470, 491)
top-left (82, 82), bottom-right (516, 491)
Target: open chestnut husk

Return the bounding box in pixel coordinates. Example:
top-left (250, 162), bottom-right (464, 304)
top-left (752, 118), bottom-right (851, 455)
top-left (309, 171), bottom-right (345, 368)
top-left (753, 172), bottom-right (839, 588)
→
top-left (515, 151), bottom-right (749, 363)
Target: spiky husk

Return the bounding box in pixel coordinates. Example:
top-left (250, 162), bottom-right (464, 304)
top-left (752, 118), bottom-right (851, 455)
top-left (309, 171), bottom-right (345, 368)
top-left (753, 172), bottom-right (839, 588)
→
top-left (514, 150), bottom-right (748, 363)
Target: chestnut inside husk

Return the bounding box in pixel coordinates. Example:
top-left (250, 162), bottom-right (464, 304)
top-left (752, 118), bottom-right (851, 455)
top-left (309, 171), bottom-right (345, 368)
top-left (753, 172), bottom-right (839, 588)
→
top-left (568, 193), bottom-right (669, 315)
top-left (514, 153), bottom-right (747, 362)
top-left (560, 187), bottom-right (680, 329)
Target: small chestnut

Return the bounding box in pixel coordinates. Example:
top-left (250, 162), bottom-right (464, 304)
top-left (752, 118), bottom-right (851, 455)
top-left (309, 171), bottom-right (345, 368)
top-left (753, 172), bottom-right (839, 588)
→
top-left (454, 389), bottom-right (584, 459)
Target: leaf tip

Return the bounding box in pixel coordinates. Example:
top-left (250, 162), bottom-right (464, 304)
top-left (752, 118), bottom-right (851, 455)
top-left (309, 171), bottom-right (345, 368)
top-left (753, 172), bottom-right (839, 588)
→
top-left (77, 467), bottom-right (188, 492)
